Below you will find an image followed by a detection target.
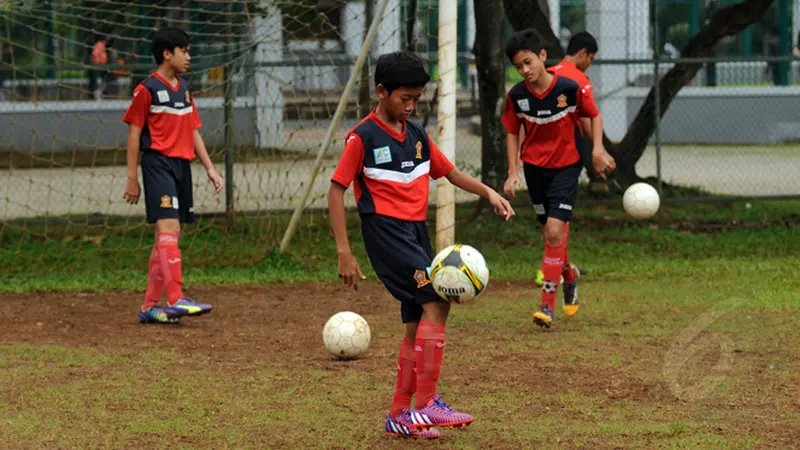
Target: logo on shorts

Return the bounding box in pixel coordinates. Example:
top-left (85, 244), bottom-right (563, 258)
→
top-left (533, 203), bottom-right (546, 215)
top-left (373, 146), bottom-right (392, 165)
top-left (160, 195), bottom-right (179, 209)
top-left (517, 99), bottom-right (530, 111)
top-left (558, 203), bottom-right (573, 211)
top-left (557, 94), bottom-right (567, 108)
top-left (415, 141), bottom-right (423, 159)
top-left (414, 269), bottom-right (431, 288)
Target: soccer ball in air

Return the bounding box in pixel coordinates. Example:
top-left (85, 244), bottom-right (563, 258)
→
top-left (429, 244), bottom-right (489, 304)
top-left (623, 182), bottom-right (661, 219)
top-left (322, 311), bottom-right (371, 360)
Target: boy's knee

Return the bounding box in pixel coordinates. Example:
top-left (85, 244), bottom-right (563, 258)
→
top-left (421, 300), bottom-right (451, 323)
top-left (543, 224), bottom-right (565, 246)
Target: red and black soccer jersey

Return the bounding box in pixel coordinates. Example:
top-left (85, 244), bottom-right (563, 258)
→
top-left (122, 72), bottom-right (202, 160)
top-left (331, 111), bottom-right (454, 222)
top-left (501, 74), bottom-right (599, 168)
top-left (548, 60), bottom-right (596, 134)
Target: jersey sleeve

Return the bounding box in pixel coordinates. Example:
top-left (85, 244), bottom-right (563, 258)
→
top-left (122, 85), bottom-right (151, 128)
top-left (428, 135), bottom-right (455, 180)
top-left (501, 95), bottom-right (521, 135)
top-left (576, 83), bottom-right (600, 119)
top-left (331, 133), bottom-right (364, 188)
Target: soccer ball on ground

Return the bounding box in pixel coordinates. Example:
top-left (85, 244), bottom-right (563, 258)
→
top-left (322, 311), bottom-right (371, 360)
top-left (429, 244), bottom-right (489, 304)
top-left (623, 182), bottom-right (660, 219)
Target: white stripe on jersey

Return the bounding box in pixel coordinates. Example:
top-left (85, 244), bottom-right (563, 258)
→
top-left (149, 105), bottom-right (194, 116)
top-left (363, 161), bottom-right (430, 184)
top-left (517, 106), bottom-right (577, 125)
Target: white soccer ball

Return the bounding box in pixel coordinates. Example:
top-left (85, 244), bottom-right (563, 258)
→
top-left (322, 311), bottom-right (371, 360)
top-left (623, 182), bottom-right (660, 219)
top-left (430, 244), bottom-right (489, 304)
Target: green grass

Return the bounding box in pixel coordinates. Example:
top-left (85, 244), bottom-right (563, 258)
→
top-left (3, 200), bottom-right (800, 447)
top-left (2, 198), bottom-right (800, 293)
top-left (2, 261), bottom-right (799, 447)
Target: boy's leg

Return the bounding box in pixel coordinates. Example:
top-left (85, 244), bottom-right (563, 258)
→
top-left (562, 221), bottom-right (581, 317)
top-left (409, 300), bottom-right (474, 429)
top-left (536, 217), bottom-right (566, 327)
top-left (162, 157), bottom-right (211, 317)
top-left (361, 216), bottom-right (440, 439)
top-left (414, 301), bottom-right (449, 410)
top-left (141, 151), bottom-right (209, 319)
top-left (530, 163), bottom-right (581, 328)
top-left (139, 152), bottom-right (180, 324)
top-left (562, 222), bottom-right (574, 282)
top-left (389, 320), bottom-right (419, 418)
top-left (142, 235), bottom-right (164, 311)
top-left (156, 218), bottom-right (183, 305)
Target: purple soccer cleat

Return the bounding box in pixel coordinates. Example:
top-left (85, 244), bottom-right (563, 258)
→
top-left (407, 395), bottom-right (474, 429)
top-left (385, 409), bottom-right (440, 439)
top-left (164, 297), bottom-right (213, 317)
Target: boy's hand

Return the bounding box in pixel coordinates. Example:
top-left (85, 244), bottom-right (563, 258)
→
top-left (592, 146), bottom-right (616, 180)
top-left (123, 177), bottom-right (140, 204)
top-left (489, 190), bottom-right (515, 221)
top-left (503, 174), bottom-right (521, 199)
top-left (338, 252), bottom-right (366, 291)
top-left (207, 167), bottom-right (223, 195)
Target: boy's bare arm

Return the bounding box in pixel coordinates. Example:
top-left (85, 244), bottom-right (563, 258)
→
top-left (503, 132), bottom-right (521, 199)
top-left (445, 169), bottom-right (515, 221)
top-left (589, 114), bottom-right (616, 179)
top-left (193, 130), bottom-right (223, 195)
top-left (580, 118), bottom-right (593, 140)
top-left (123, 125), bottom-right (142, 204)
top-left (328, 182), bottom-right (365, 289)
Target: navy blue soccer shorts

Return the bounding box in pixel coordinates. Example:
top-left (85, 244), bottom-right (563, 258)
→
top-left (141, 150), bottom-right (195, 224)
top-left (523, 162), bottom-right (582, 225)
top-left (360, 214), bottom-right (441, 323)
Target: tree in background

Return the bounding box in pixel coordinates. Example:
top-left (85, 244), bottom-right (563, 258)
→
top-left (501, 0), bottom-right (775, 187)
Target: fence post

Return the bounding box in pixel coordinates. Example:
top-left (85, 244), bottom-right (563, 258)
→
top-left (435, 0), bottom-right (458, 252)
top-left (224, 4), bottom-right (235, 228)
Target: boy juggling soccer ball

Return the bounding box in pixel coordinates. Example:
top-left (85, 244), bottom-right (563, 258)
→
top-left (502, 30), bottom-right (615, 329)
top-left (328, 51), bottom-right (514, 439)
top-left (122, 27), bottom-right (222, 324)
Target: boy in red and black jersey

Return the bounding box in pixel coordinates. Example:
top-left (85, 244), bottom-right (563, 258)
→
top-left (549, 31), bottom-right (615, 173)
top-left (122, 28), bottom-right (223, 324)
top-left (329, 51), bottom-right (514, 439)
top-left (502, 29), bottom-right (615, 329)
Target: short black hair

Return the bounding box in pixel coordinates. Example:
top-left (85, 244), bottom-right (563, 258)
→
top-left (151, 27), bottom-right (190, 65)
top-left (374, 51), bottom-right (431, 93)
top-left (505, 29), bottom-right (545, 62)
top-left (566, 31), bottom-right (598, 56)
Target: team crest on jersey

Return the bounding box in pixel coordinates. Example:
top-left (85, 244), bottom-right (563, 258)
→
top-left (373, 146), bottom-right (392, 165)
top-left (160, 195), bottom-right (172, 209)
top-left (414, 269), bottom-right (431, 288)
top-left (557, 94), bottom-right (567, 108)
top-left (415, 141), bottom-right (423, 159)
top-left (517, 99), bottom-right (531, 111)
top-left (156, 90), bottom-right (170, 103)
